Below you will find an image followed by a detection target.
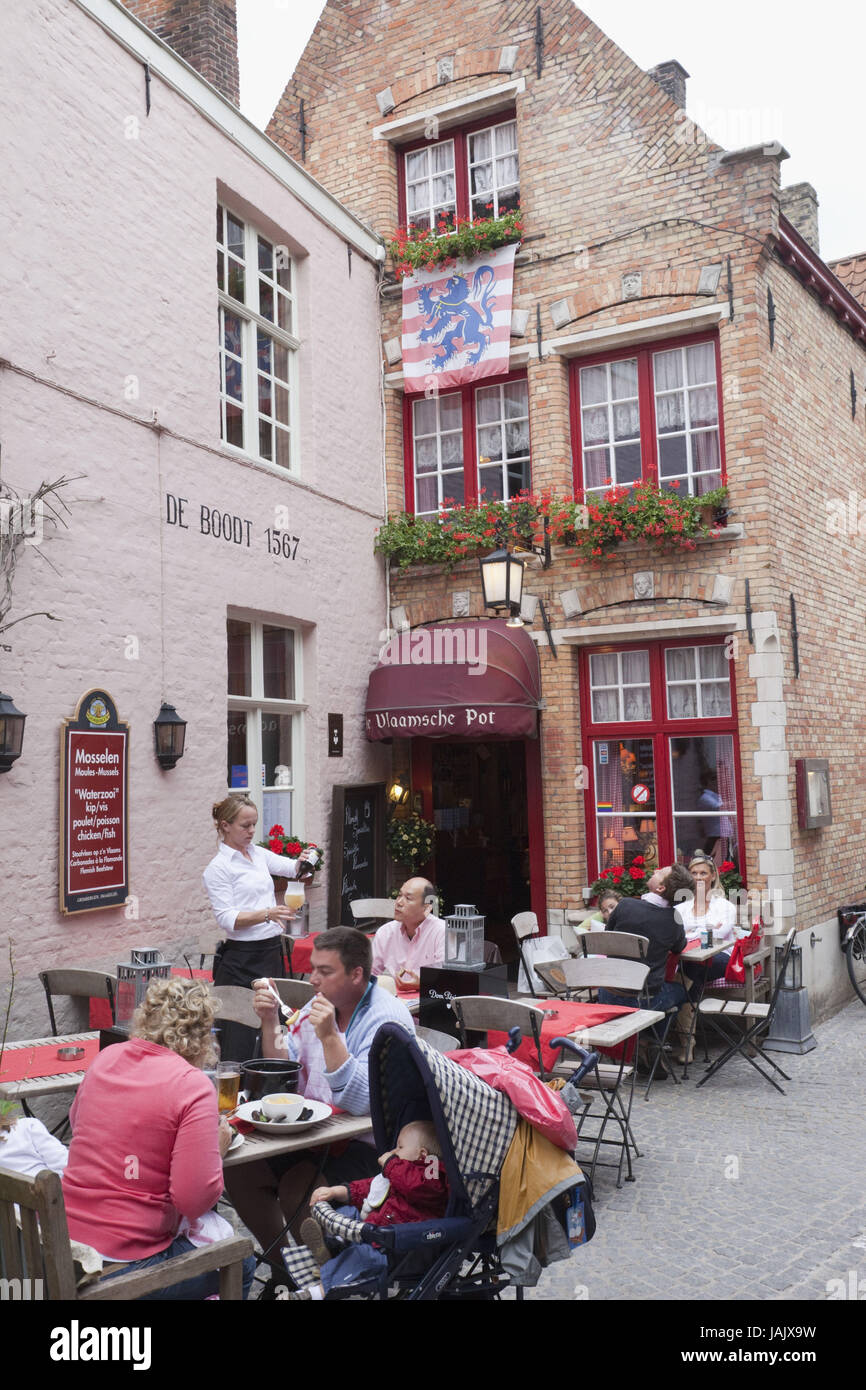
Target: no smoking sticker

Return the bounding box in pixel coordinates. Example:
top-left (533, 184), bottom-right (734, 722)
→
top-left (631, 783), bottom-right (650, 804)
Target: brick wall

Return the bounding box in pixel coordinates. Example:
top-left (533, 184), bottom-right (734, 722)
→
top-left (122, 0), bottom-right (239, 105)
top-left (277, 0), bottom-right (866, 1001)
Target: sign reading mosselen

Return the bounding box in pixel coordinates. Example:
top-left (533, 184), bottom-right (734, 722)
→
top-left (60, 690), bottom-right (129, 914)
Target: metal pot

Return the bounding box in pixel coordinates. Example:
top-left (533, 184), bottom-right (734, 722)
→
top-left (239, 1057), bottom-right (301, 1102)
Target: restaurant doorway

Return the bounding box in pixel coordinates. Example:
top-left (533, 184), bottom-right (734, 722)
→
top-left (428, 740), bottom-right (532, 963)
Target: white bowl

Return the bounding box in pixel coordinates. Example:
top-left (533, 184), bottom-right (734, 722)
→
top-left (261, 1092), bottom-right (305, 1121)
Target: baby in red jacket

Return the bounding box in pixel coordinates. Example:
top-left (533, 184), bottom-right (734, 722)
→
top-left (284, 1121), bottom-right (448, 1300)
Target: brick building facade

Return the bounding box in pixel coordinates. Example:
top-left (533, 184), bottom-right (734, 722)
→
top-left (268, 0), bottom-right (866, 1017)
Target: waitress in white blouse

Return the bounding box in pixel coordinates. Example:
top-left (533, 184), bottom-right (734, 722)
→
top-left (203, 792), bottom-right (309, 1058)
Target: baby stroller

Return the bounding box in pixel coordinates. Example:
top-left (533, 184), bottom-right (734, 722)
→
top-left (278, 1023), bottom-right (595, 1300)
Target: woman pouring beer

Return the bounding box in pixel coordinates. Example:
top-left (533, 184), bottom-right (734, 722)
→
top-left (203, 792), bottom-right (312, 1059)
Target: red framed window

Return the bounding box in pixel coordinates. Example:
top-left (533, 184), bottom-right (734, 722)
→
top-left (580, 638), bottom-right (744, 884)
top-left (398, 115), bottom-right (519, 233)
top-left (404, 372), bottom-right (531, 516)
top-left (570, 333), bottom-right (726, 499)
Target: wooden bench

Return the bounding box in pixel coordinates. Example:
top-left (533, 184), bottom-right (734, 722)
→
top-left (0, 1166), bottom-right (252, 1300)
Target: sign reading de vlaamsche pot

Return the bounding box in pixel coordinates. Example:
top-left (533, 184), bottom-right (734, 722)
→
top-left (60, 690), bottom-right (129, 914)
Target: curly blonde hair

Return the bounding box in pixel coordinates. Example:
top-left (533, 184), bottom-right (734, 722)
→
top-left (132, 977), bottom-right (220, 1067)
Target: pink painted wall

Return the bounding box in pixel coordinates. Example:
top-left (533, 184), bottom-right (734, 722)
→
top-left (0, 0), bottom-right (389, 1032)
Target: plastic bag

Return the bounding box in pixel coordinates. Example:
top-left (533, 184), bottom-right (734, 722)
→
top-left (447, 1046), bottom-right (577, 1151)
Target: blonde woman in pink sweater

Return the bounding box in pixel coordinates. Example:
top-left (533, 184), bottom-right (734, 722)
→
top-left (63, 978), bottom-right (255, 1299)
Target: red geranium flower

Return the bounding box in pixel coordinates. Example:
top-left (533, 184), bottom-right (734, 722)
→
top-left (632, 855), bottom-right (645, 866)
top-left (611, 866), bottom-right (624, 879)
top-left (720, 861), bottom-right (735, 873)
top-left (629, 867), bottom-right (645, 880)
top-left (269, 825), bottom-right (284, 837)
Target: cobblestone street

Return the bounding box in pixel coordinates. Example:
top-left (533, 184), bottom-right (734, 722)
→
top-left (520, 999), bottom-right (866, 1302)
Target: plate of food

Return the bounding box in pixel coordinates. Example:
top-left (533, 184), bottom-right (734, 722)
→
top-left (227, 1130), bottom-right (245, 1153)
top-left (235, 1096), bottom-right (332, 1135)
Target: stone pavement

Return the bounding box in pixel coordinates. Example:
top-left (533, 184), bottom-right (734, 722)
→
top-left (516, 999), bottom-right (866, 1301)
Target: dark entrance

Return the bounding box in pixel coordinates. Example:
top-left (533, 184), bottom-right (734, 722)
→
top-left (431, 740), bottom-right (530, 963)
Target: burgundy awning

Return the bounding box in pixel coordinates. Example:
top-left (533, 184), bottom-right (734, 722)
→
top-left (365, 619), bottom-right (542, 741)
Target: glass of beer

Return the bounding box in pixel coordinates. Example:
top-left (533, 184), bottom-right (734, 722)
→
top-left (216, 1061), bottom-right (241, 1114)
top-left (284, 882), bottom-right (306, 913)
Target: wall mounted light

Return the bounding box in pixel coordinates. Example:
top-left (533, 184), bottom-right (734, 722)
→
top-left (153, 702), bottom-right (187, 770)
top-left (0, 692), bottom-right (26, 773)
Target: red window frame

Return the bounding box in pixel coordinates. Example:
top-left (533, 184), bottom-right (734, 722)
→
top-left (579, 636), bottom-right (746, 885)
top-left (402, 369), bottom-right (531, 515)
top-left (569, 331), bottom-right (727, 498)
top-left (396, 110), bottom-right (519, 231)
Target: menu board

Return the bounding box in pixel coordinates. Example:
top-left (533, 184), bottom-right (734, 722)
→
top-left (60, 690), bottom-right (129, 914)
top-left (329, 783), bottom-right (386, 926)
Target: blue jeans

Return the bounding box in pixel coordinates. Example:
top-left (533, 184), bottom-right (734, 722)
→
top-left (598, 982), bottom-right (687, 1039)
top-left (319, 1205), bottom-right (387, 1296)
top-left (101, 1234), bottom-right (256, 1301)
top-left (682, 951), bottom-right (731, 998)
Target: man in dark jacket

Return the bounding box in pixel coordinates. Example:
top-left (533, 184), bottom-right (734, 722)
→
top-left (601, 863), bottom-right (695, 1012)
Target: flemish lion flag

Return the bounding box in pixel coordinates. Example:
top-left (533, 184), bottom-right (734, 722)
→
top-left (402, 244), bottom-right (517, 394)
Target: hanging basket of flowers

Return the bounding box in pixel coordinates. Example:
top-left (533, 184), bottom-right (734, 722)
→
top-left (385, 814), bottom-right (436, 872)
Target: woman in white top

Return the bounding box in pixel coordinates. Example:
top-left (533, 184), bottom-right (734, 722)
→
top-left (679, 851), bottom-right (738, 986)
top-left (202, 792), bottom-right (308, 1059)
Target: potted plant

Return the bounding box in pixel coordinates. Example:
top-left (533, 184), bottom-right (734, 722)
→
top-left (387, 205), bottom-right (524, 279)
top-left (588, 856), bottom-right (650, 901)
top-left (385, 813), bottom-right (436, 874)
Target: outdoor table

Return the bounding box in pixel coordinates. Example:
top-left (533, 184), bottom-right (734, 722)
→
top-left (487, 1000), bottom-right (664, 1073)
top-left (223, 1110), bottom-right (373, 1169)
top-left (0, 1031), bottom-right (99, 1108)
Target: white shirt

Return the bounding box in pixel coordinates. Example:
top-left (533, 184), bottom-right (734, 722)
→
top-left (678, 893), bottom-right (738, 942)
top-left (202, 841), bottom-right (299, 941)
top-left (0, 1116), bottom-right (69, 1179)
top-left (370, 915), bottom-right (447, 981)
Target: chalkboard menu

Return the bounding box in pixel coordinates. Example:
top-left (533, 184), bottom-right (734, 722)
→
top-left (330, 783), bottom-right (386, 926)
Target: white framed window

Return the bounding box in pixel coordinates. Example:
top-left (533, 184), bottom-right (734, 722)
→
top-left (467, 119), bottom-right (520, 220)
top-left (589, 650), bottom-right (652, 723)
top-left (665, 645), bottom-right (732, 720)
top-left (579, 357), bottom-right (642, 494)
top-left (412, 391), bottom-right (465, 515)
top-left (475, 379), bottom-right (530, 501)
top-left (217, 205), bottom-right (298, 472)
top-left (404, 139), bottom-right (457, 233)
top-left (226, 617), bottom-right (306, 833)
top-left (653, 342), bottom-right (721, 494)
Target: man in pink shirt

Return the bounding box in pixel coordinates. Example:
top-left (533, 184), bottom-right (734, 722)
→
top-left (370, 878), bottom-right (447, 991)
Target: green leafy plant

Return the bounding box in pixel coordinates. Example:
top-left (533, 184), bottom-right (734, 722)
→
top-left (571, 479), bottom-right (728, 564)
top-left (0, 940), bottom-right (19, 1131)
top-left (375, 484), bottom-right (728, 570)
top-left (386, 814), bottom-right (436, 871)
top-left (387, 206), bottom-right (524, 278)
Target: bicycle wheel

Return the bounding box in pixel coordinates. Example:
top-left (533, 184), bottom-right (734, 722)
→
top-left (846, 918), bottom-right (866, 1005)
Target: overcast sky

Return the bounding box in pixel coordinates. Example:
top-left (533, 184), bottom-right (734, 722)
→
top-left (236, 0), bottom-right (865, 263)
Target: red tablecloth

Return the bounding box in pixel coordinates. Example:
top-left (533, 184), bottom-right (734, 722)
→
top-left (88, 966), bottom-right (213, 1029)
top-left (664, 937), bottom-right (701, 983)
top-left (288, 934), bottom-right (318, 975)
top-left (0, 1037), bottom-right (100, 1084)
top-left (488, 1000), bottom-right (635, 1073)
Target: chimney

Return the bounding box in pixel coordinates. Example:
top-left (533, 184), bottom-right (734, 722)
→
top-left (780, 183), bottom-right (821, 255)
top-left (647, 60), bottom-right (689, 110)
top-left (122, 1), bottom-right (239, 107)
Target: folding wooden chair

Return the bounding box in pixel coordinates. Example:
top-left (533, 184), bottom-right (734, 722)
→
top-left (39, 969), bottom-right (116, 1036)
top-left (182, 930), bottom-right (221, 977)
top-left (349, 898), bottom-right (397, 930)
top-left (543, 957), bottom-right (653, 1187)
top-left (575, 930), bottom-right (650, 962)
top-left (696, 928), bottom-right (797, 1094)
top-left (414, 1026), bottom-right (460, 1053)
top-left (450, 996), bottom-right (548, 1075)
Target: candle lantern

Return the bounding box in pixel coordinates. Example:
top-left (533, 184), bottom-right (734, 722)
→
top-left (115, 948), bottom-right (171, 1030)
top-left (444, 904), bottom-right (486, 970)
top-left (775, 942), bottom-right (803, 990)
